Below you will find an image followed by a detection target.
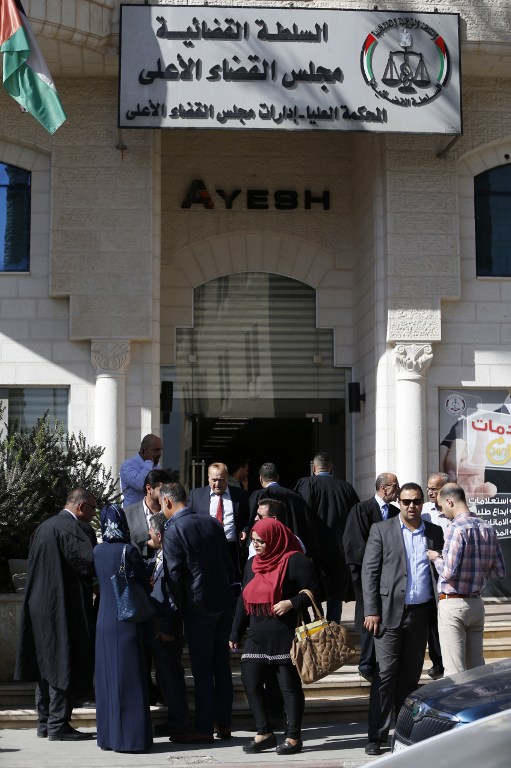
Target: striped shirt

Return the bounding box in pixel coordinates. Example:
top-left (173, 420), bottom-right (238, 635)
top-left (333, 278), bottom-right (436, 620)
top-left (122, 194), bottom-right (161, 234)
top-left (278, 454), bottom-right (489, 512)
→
top-left (433, 511), bottom-right (505, 595)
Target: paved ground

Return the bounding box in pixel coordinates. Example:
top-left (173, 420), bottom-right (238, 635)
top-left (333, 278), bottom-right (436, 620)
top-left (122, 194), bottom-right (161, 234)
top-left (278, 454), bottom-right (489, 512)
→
top-left (0, 721), bottom-right (385, 768)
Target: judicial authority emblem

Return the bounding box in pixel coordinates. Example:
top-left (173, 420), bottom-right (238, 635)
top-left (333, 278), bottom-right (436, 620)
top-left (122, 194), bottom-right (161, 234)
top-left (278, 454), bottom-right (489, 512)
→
top-left (361, 20), bottom-right (451, 108)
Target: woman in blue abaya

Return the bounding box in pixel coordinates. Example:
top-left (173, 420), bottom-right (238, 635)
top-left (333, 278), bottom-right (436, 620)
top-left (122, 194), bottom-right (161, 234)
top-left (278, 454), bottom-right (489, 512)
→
top-left (94, 505), bottom-right (153, 753)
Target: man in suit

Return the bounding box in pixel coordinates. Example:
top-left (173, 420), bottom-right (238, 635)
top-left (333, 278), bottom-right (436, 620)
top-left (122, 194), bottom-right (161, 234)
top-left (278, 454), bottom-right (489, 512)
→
top-left (295, 452), bottom-right (360, 622)
top-left (249, 462), bottom-right (321, 562)
top-left (124, 468), bottom-right (170, 558)
top-left (146, 512), bottom-right (190, 739)
top-left (188, 462), bottom-right (249, 581)
top-left (15, 488), bottom-right (97, 741)
top-left (119, 433), bottom-right (163, 507)
top-left (161, 482), bottom-right (236, 744)
top-left (343, 472), bottom-right (400, 680)
top-left (362, 482), bottom-right (444, 756)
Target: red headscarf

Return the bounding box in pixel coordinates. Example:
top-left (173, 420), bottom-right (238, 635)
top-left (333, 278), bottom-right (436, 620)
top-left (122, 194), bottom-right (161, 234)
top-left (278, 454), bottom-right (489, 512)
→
top-left (243, 518), bottom-right (301, 615)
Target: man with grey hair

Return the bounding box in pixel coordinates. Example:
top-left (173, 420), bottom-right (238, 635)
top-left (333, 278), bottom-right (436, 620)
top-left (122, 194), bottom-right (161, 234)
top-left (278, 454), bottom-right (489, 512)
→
top-left (343, 472), bottom-right (400, 680)
top-left (161, 482), bottom-right (235, 743)
top-left (188, 461), bottom-right (249, 581)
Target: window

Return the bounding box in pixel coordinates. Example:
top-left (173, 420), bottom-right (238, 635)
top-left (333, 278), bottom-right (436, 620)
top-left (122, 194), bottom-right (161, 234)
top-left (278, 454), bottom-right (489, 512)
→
top-left (0, 162), bottom-right (31, 272)
top-left (0, 388), bottom-right (68, 432)
top-left (475, 164), bottom-right (511, 277)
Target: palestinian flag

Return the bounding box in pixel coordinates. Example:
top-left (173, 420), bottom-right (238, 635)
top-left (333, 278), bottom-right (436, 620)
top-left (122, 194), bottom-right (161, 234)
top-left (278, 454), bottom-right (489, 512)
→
top-left (0, 0), bottom-right (66, 134)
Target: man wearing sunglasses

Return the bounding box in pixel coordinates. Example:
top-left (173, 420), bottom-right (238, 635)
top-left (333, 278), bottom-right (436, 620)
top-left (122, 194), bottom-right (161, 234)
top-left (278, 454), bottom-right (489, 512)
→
top-left (362, 482), bottom-right (444, 756)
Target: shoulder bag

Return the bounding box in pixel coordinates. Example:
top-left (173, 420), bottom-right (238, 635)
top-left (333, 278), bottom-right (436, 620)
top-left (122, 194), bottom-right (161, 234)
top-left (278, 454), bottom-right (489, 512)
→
top-left (110, 544), bottom-right (156, 623)
top-left (290, 588), bottom-right (356, 684)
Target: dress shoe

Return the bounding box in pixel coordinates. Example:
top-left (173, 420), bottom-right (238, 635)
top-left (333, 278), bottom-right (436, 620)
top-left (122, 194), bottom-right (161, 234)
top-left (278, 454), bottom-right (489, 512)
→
top-left (37, 730), bottom-right (47, 738)
top-left (215, 725), bottom-right (232, 740)
top-left (242, 733), bottom-right (277, 753)
top-left (365, 741), bottom-right (381, 755)
top-left (428, 665), bottom-right (444, 680)
top-left (48, 728), bottom-right (95, 741)
top-left (169, 731), bottom-right (214, 744)
top-left (276, 738), bottom-right (303, 755)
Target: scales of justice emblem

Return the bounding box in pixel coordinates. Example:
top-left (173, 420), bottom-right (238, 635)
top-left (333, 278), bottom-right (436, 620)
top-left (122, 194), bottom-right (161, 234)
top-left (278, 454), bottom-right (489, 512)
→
top-left (361, 23), bottom-right (451, 108)
top-left (382, 30), bottom-right (429, 94)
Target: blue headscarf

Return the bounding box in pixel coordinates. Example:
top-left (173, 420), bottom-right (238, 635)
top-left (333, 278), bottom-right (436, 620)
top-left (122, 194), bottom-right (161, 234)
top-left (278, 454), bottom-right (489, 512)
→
top-left (100, 503), bottom-right (130, 543)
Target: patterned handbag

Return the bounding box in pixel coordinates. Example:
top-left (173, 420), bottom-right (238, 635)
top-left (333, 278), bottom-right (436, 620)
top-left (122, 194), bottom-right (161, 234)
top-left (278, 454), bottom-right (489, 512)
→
top-left (110, 545), bottom-right (156, 623)
top-left (290, 589), bottom-right (356, 684)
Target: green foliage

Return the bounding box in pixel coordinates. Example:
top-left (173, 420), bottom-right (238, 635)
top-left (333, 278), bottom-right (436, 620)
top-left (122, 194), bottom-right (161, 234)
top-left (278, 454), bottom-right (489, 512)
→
top-left (0, 415), bottom-right (120, 559)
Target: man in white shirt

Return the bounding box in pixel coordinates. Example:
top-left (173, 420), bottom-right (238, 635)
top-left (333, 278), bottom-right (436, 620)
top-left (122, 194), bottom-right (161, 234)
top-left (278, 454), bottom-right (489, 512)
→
top-left (119, 434), bottom-right (163, 507)
top-left (188, 462), bottom-right (250, 581)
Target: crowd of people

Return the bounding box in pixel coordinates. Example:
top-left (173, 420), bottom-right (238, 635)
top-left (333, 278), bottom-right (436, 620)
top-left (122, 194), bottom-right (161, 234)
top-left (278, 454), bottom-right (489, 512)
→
top-left (14, 438), bottom-right (506, 756)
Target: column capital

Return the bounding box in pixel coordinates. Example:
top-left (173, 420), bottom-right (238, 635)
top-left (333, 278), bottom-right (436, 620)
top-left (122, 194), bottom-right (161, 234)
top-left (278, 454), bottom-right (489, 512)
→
top-left (394, 342), bottom-right (433, 379)
top-left (91, 340), bottom-right (131, 377)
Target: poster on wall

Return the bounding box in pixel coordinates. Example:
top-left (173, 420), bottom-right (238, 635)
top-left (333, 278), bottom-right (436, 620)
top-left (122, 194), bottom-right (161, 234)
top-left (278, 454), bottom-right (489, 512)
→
top-left (439, 389), bottom-right (511, 598)
top-left (119, 5), bottom-right (461, 133)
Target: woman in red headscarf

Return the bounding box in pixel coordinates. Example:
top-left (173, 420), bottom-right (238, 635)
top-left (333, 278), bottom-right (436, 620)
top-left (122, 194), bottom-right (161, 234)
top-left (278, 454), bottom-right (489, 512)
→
top-left (230, 517), bottom-right (318, 755)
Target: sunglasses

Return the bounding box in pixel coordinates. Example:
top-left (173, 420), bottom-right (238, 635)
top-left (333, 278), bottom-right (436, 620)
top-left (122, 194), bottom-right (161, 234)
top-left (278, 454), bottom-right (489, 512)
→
top-left (400, 498), bottom-right (423, 506)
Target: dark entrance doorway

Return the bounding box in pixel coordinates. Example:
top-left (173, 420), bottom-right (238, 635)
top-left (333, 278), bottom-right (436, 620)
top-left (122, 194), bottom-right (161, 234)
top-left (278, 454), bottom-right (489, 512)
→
top-left (164, 273), bottom-right (351, 490)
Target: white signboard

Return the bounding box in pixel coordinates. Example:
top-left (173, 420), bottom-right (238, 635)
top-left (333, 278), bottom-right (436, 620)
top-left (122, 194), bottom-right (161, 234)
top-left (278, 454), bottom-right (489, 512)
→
top-left (119, 5), bottom-right (461, 133)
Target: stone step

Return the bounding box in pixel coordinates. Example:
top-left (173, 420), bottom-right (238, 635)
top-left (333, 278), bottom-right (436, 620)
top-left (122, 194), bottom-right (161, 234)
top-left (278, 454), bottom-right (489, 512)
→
top-left (3, 655), bottom-right (511, 729)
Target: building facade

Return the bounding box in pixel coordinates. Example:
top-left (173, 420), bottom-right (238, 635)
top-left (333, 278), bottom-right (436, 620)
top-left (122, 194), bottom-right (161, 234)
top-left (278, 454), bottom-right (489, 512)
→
top-left (0, 0), bottom-right (510, 517)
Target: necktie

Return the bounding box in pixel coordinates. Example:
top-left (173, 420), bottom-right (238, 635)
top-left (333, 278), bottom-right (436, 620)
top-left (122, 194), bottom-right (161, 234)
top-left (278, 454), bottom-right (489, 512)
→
top-left (216, 493), bottom-right (224, 524)
top-left (381, 503), bottom-right (388, 520)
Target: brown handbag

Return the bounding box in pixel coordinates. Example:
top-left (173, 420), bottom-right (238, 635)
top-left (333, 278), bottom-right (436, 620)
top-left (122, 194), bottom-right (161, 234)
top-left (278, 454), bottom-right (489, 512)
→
top-left (290, 589), bottom-right (356, 684)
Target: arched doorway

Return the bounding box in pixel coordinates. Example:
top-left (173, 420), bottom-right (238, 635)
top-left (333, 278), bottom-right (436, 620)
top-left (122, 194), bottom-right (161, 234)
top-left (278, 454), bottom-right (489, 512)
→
top-left (161, 272), bottom-right (350, 491)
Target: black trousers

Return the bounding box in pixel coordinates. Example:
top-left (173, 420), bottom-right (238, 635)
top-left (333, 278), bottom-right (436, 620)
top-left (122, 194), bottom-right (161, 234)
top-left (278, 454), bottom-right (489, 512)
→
top-left (241, 661), bottom-right (304, 740)
top-left (352, 573), bottom-right (376, 674)
top-left (427, 607), bottom-right (443, 669)
top-left (368, 601), bottom-right (433, 743)
top-left (35, 679), bottom-right (74, 735)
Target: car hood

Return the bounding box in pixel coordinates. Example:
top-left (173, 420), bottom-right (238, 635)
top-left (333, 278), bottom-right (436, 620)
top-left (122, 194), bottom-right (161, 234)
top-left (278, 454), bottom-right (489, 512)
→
top-left (407, 659), bottom-right (511, 722)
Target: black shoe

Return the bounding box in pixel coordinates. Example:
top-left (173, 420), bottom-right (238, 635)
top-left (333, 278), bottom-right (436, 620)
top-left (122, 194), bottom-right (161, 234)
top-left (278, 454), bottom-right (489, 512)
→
top-left (365, 741), bottom-right (381, 755)
top-left (37, 729), bottom-right (47, 738)
top-left (48, 728), bottom-right (95, 741)
top-left (428, 666), bottom-right (444, 680)
top-left (215, 725), bottom-right (232, 740)
top-left (243, 733), bottom-right (277, 753)
top-left (276, 739), bottom-right (303, 755)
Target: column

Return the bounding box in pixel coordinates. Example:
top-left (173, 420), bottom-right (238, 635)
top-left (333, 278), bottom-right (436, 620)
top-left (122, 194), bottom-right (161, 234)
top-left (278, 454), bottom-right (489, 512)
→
top-left (394, 343), bottom-right (433, 485)
top-left (91, 340), bottom-right (130, 477)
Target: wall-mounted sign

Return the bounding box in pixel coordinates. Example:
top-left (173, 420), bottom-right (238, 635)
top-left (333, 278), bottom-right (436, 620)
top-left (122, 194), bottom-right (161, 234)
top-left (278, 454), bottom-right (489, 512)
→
top-left (119, 5), bottom-right (461, 134)
top-left (440, 389), bottom-right (511, 598)
top-left (181, 180), bottom-right (330, 209)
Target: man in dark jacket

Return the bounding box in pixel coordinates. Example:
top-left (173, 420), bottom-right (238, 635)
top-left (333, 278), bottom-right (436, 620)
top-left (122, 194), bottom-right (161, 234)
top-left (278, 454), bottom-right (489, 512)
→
top-left (161, 482), bottom-right (235, 744)
top-left (188, 461), bottom-right (249, 581)
top-left (343, 472), bottom-right (400, 679)
top-left (249, 462), bottom-right (321, 562)
top-left (15, 488), bottom-right (97, 741)
top-left (362, 482), bottom-right (444, 756)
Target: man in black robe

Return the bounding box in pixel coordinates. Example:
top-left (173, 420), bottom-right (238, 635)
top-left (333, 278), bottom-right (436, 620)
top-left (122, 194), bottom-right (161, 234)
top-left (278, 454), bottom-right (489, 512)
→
top-left (248, 462), bottom-right (321, 559)
top-left (15, 488), bottom-right (97, 741)
top-left (294, 452), bottom-right (360, 622)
